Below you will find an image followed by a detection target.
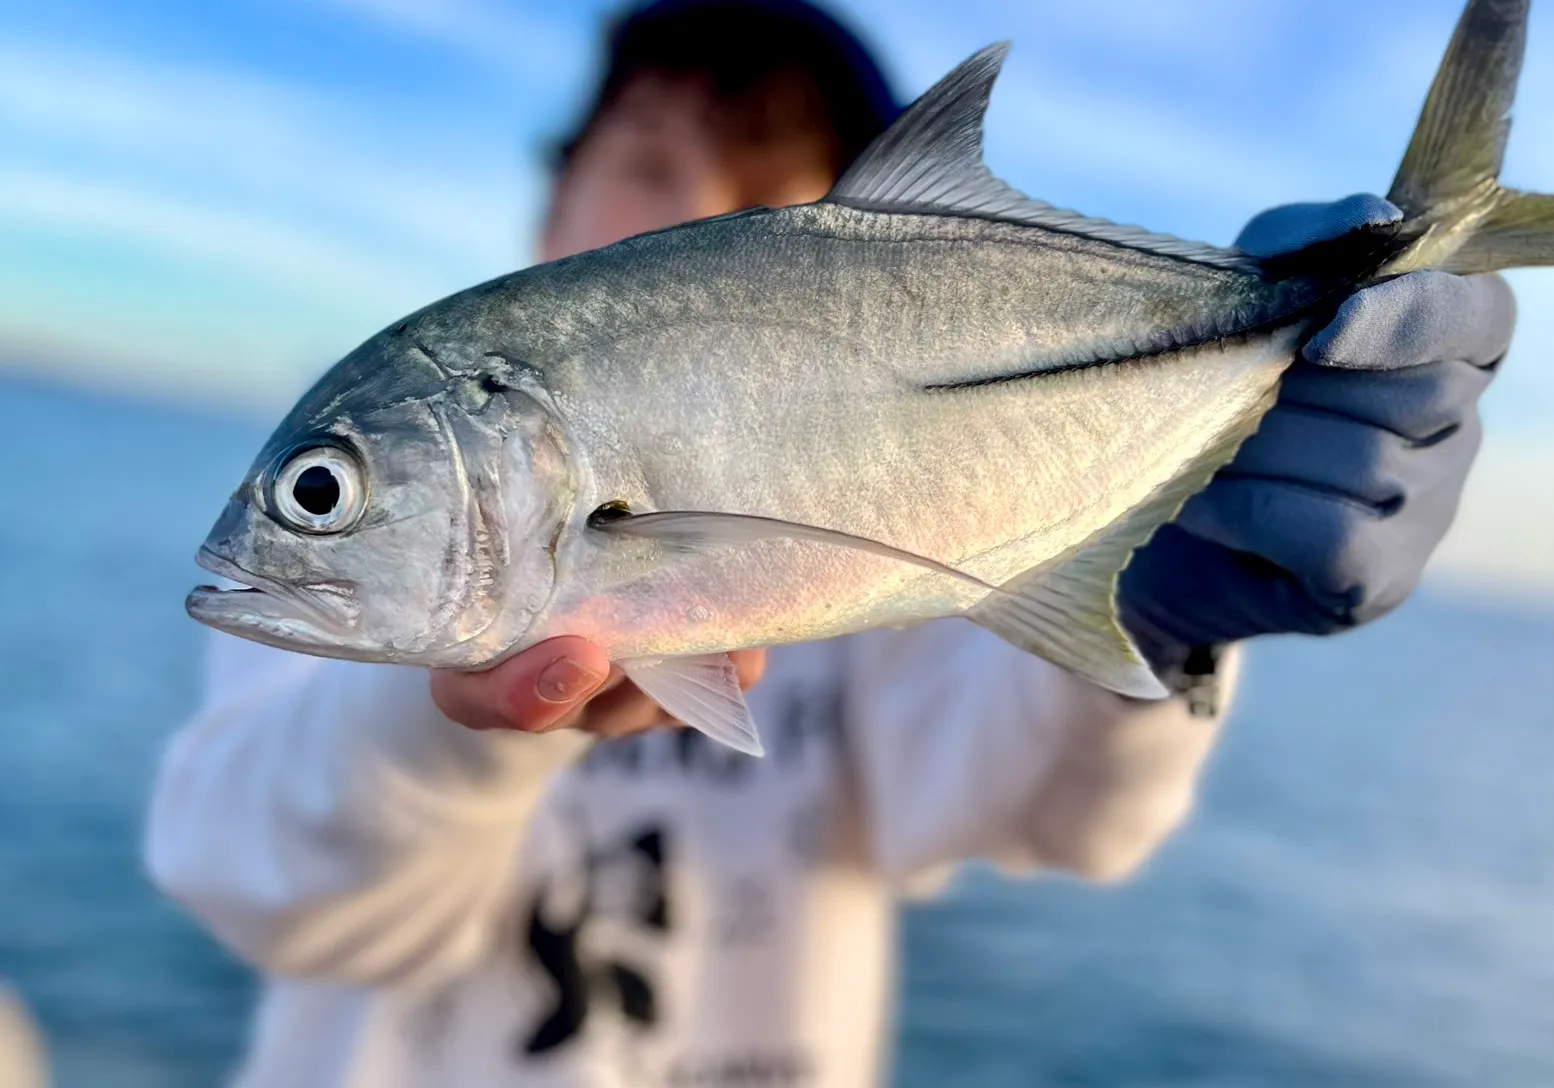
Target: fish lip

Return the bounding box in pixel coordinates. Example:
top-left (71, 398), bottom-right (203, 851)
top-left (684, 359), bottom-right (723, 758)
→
top-left (191, 548), bottom-right (352, 630)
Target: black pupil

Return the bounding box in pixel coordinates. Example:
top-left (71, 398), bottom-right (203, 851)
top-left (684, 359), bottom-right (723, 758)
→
top-left (293, 465), bottom-right (341, 516)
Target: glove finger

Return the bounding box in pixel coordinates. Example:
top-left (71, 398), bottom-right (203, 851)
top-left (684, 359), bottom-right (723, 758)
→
top-left (1340, 409), bottom-right (1483, 620)
top-left (1174, 476), bottom-right (1384, 618)
top-left (1304, 271), bottom-right (1516, 371)
top-left (1120, 524), bottom-right (1355, 655)
top-left (1275, 358), bottom-right (1493, 442)
top-left (1234, 194), bottom-right (1402, 259)
top-left (1222, 406), bottom-right (1413, 510)
top-left (1176, 412), bottom-right (1483, 624)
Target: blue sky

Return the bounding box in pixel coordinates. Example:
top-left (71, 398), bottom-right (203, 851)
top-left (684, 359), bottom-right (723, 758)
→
top-left (2, 0), bottom-right (1553, 592)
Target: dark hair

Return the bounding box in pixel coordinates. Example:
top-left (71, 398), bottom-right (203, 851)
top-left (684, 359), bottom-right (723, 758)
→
top-left (552, 0), bottom-right (900, 178)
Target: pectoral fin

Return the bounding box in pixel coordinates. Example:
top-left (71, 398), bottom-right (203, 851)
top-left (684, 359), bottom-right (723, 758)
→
top-left (592, 508), bottom-right (984, 586)
top-left (620, 654), bottom-right (764, 757)
top-left (593, 506), bottom-right (1168, 698)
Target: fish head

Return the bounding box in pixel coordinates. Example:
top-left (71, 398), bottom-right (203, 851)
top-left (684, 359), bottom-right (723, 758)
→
top-left (187, 322), bottom-right (575, 666)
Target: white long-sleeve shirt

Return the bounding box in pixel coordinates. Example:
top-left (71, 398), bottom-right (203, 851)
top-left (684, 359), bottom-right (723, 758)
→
top-left (0, 982), bottom-right (47, 1088)
top-left (146, 622), bottom-right (1235, 1087)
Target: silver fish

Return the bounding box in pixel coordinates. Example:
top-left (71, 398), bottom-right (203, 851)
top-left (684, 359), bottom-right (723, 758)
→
top-left (189, 0), bottom-right (1554, 755)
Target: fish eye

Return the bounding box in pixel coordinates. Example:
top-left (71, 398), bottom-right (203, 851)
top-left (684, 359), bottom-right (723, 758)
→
top-left (270, 446), bottom-right (367, 533)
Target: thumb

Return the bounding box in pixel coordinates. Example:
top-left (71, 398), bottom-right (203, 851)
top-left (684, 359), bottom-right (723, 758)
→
top-left (430, 636), bottom-right (612, 732)
top-left (1234, 193), bottom-right (1401, 259)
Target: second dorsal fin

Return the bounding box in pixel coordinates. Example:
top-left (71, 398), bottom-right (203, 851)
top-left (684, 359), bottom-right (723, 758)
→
top-left (827, 44), bottom-right (1253, 271)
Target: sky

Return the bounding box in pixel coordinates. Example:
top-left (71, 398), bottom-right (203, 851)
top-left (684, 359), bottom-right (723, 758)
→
top-left (1, 0), bottom-right (1552, 596)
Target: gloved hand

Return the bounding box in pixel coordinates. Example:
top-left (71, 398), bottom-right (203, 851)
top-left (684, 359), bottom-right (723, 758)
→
top-left (1118, 194), bottom-right (1517, 691)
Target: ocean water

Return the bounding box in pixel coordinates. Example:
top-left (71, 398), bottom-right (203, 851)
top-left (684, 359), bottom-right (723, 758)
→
top-left (0, 374), bottom-right (1550, 1087)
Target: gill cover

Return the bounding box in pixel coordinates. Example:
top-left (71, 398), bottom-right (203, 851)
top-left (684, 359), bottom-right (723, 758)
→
top-left (188, 346), bottom-right (575, 667)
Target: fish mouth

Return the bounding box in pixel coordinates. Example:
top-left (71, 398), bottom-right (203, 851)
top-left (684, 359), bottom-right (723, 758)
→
top-left (187, 549), bottom-right (361, 650)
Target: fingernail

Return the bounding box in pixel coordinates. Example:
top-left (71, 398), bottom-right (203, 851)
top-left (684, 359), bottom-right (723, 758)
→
top-left (536, 657), bottom-right (608, 704)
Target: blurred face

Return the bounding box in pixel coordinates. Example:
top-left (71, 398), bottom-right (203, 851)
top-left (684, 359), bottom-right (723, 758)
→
top-left (541, 73), bottom-right (837, 261)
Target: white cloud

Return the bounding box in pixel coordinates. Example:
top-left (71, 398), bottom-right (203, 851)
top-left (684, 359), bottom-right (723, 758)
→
top-left (294, 0), bottom-right (596, 85)
top-left (0, 164), bottom-right (446, 307)
top-left (0, 34), bottom-right (552, 396)
top-left (0, 40), bottom-right (530, 269)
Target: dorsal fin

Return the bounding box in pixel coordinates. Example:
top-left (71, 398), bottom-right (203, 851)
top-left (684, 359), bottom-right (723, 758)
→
top-left (827, 44), bottom-right (1254, 272)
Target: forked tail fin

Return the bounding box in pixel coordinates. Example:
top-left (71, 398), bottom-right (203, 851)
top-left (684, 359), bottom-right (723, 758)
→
top-left (1384, 0), bottom-right (1554, 275)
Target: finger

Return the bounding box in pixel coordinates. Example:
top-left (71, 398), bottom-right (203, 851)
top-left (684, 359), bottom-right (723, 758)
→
top-left (1176, 480), bottom-right (1385, 620)
top-left (1176, 413), bottom-right (1481, 622)
top-left (429, 636), bottom-right (611, 733)
top-left (577, 680), bottom-right (677, 739)
top-left (728, 648), bottom-right (767, 690)
top-left (1275, 358), bottom-right (1493, 441)
top-left (1219, 407), bottom-right (1415, 511)
top-left (1304, 272), bottom-right (1516, 372)
top-left (1120, 523), bottom-right (1354, 645)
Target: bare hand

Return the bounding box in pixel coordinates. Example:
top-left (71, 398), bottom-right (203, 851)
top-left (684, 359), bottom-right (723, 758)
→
top-left (430, 637), bottom-right (767, 739)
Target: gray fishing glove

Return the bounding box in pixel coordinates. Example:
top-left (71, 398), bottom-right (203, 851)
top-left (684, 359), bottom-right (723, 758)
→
top-left (1118, 194), bottom-right (1516, 703)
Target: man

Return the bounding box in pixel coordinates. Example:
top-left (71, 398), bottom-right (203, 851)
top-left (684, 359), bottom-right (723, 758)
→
top-left (147, 2), bottom-right (1515, 1085)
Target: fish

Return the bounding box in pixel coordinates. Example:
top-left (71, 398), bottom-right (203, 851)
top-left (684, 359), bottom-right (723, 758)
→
top-left (188, 0), bottom-right (1554, 756)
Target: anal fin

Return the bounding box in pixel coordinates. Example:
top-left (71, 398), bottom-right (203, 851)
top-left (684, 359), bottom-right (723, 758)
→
top-left (970, 562), bottom-right (1166, 699)
top-left (968, 385), bottom-right (1281, 700)
top-left (620, 654), bottom-right (765, 757)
